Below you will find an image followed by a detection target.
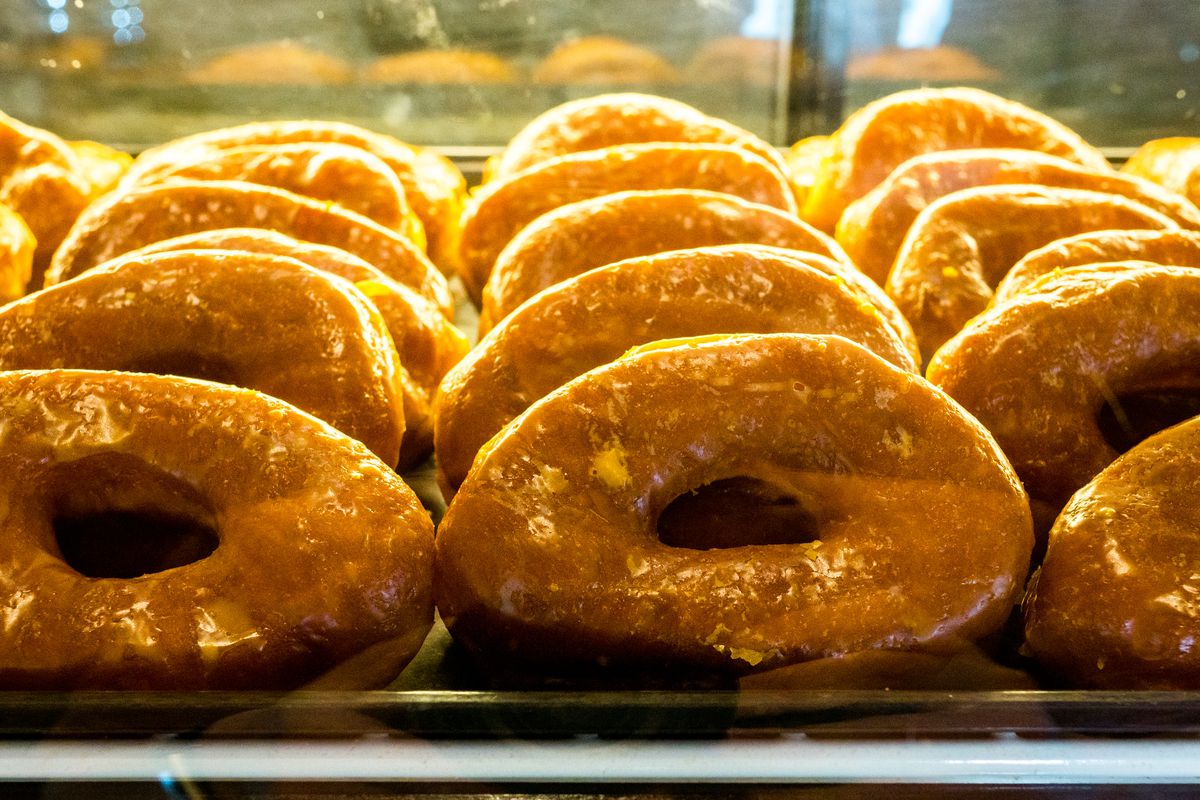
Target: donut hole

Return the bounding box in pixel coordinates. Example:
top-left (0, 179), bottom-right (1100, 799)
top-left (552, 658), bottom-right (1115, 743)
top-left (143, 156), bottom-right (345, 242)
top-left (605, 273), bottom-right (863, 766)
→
top-left (121, 351), bottom-right (240, 386)
top-left (46, 453), bottom-right (219, 579)
top-left (656, 476), bottom-right (820, 550)
top-left (1098, 389), bottom-right (1200, 454)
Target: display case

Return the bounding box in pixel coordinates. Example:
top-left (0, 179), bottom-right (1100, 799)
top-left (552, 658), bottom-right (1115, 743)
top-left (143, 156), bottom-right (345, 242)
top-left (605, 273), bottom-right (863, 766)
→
top-left (0, 1), bottom-right (1199, 797)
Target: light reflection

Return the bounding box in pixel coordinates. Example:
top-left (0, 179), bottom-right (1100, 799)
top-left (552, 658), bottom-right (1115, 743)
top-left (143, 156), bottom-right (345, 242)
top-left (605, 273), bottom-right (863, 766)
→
top-left (48, 9), bottom-right (68, 33)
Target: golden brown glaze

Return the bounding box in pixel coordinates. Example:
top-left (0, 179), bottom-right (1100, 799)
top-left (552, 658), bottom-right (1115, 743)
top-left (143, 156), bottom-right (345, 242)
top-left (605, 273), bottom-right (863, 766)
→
top-left (0, 369), bottom-right (433, 690)
top-left (480, 189), bottom-right (850, 332)
top-left (127, 229), bottom-right (468, 468)
top-left (801, 88), bottom-right (1112, 232)
top-left (927, 264), bottom-right (1200, 514)
top-left (1024, 417), bottom-right (1200, 689)
top-left (531, 38), bottom-right (679, 87)
top-left (993, 229), bottom-right (1200, 306)
top-left (458, 144), bottom-right (799, 304)
top-left (119, 120), bottom-right (466, 271)
top-left (885, 184), bottom-right (1176, 360)
top-left (437, 245), bottom-right (920, 495)
top-left (783, 135), bottom-right (832, 213)
top-left (47, 179), bottom-right (453, 316)
top-left (0, 250), bottom-right (406, 467)
top-left (67, 140), bottom-right (132, 196)
top-left (436, 334), bottom-right (1032, 674)
top-left (140, 143), bottom-right (421, 242)
top-left (0, 203), bottom-right (35, 302)
top-left (491, 93), bottom-right (786, 182)
top-left (838, 149), bottom-right (1200, 284)
top-left (1121, 137), bottom-right (1200, 204)
top-left (363, 49), bottom-right (518, 84)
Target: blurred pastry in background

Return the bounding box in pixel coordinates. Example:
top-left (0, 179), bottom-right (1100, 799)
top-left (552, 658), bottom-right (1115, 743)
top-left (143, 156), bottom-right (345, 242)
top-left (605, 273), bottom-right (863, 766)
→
top-left (532, 36), bottom-right (679, 86)
top-left (685, 36), bottom-right (780, 88)
top-left (1122, 137), bottom-right (1200, 205)
top-left (847, 45), bottom-right (1000, 82)
top-left (187, 40), bottom-right (353, 85)
top-left (363, 49), bottom-right (518, 84)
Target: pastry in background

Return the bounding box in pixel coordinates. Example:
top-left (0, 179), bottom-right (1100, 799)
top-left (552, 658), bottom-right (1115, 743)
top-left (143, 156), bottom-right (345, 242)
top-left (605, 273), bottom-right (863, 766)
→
top-left (532, 36), bottom-right (679, 87)
top-left (1121, 137), bottom-right (1200, 205)
top-left (847, 45), bottom-right (1000, 82)
top-left (798, 87), bottom-right (1111, 231)
top-left (685, 36), bottom-right (780, 87)
top-left (186, 41), bottom-right (353, 85)
top-left (363, 49), bottom-right (518, 84)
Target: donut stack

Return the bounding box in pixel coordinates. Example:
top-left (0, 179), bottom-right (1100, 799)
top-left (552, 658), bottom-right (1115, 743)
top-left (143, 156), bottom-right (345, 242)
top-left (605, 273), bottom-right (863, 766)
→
top-left (0, 117), bottom-right (474, 689)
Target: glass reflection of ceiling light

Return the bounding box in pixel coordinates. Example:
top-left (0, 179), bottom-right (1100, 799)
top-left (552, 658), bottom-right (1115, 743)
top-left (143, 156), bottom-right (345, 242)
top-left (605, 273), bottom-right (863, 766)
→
top-left (47, 0), bottom-right (67, 9)
top-left (897, 0), bottom-right (953, 49)
top-left (49, 10), bottom-right (69, 33)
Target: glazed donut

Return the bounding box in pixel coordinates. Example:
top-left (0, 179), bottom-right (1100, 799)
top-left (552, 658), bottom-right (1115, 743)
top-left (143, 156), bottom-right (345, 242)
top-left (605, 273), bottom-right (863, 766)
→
top-left (837, 148), bottom-right (1200, 285)
top-left (436, 334), bottom-right (1032, 674)
top-left (1024, 416), bottom-right (1200, 689)
top-left (0, 369), bottom-right (433, 690)
top-left (138, 142), bottom-right (423, 243)
top-left (0, 249), bottom-right (407, 467)
top-left (993, 229), bottom-right (1200, 306)
top-left (46, 179), bottom-right (453, 316)
top-left (480, 189), bottom-right (850, 332)
top-left (66, 139), bottom-right (132, 196)
top-left (128, 228), bottom-right (469, 467)
top-left (1121, 137), bottom-right (1200, 205)
top-left (490, 92), bottom-right (785, 182)
top-left (0, 202), bottom-right (34, 301)
top-left (363, 49), bottom-right (518, 84)
top-left (884, 184), bottom-right (1176, 359)
top-left (530, 37), bottom-right (679, 87)
top-left (458, 143), bottom-right (798, 304)
top-left (782, 136), bottom-right (832, 214)
top-left (801, 87), bottom-right (1111, 231)
top-left (437, 244), bottom-right (921, 496)
top-left (927, 264), bottom-right (1200, 514)
top-left (187, 41), bottom-right (353, 85)
top-left (119, 120), bottom-right (466, 271)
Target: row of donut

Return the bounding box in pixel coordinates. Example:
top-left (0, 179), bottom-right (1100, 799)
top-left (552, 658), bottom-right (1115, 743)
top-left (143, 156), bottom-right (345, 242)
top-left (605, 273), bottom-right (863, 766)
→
top-left (432, 90), bottom-right (1200, 689)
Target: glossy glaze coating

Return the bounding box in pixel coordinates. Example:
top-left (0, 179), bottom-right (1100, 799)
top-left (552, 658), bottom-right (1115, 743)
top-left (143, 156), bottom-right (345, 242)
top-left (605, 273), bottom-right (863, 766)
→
top-left (885, 184), bottom-right (1176, 360)
top-left (491, 93), bottom-right (785, 180)
top-left (458, 143), bottom-right (799, 304)
top-left (993, 229), bottom-right (1200, 306)
top-left (801, 87), bottom-right (1111, 231)
top-left (782, 135), bottom-right (832, 212)
top-left (837, 149), bottom-right (1200, 284)
top-left (437, 246), bottom-right (920, 495)
top-left (1025, 417), bottom-right (1200, 688)
top-left (480, 189), bottom-right (850, 332)
top-left (1121, 137), bottom-right (1200, 205)
top-left (118, 120), bottom-right (466, 270)
top-left (46, 179), bottom-right (453, 316)
top-left (138, 142), bottom-right (421, 243)
top-left (0, 203), bottom-right (34, 302)
top-left (436, 334), bottom-right (1032, 674)
top-left (127, 229), bottom-right (468, 467)
top-left (928, 264), bottom-right (1200, 512)
top-left (0, 369), bottom-right (434, 690)
top-left (0, 249), bottom-right (406, 467)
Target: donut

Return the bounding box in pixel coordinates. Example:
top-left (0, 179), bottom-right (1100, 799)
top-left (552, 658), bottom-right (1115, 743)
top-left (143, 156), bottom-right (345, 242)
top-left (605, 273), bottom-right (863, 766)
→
top-left (46, 179), bottom-right (454, 317)
top-left (0, 249), bottom-right (407, 467)
top-left (0, 369), bottom-right (433, 689)
top-left (800, 87), bottom-right (1111, 231)
top-left (127, 228), bottom-right (469, 467)
top-left (0, 202), bottom-right (34, 302)
top-left (1023, 416), bottom-right (1200, 689)
top-left (684, 36), bottom-right (779, 88)
top-left (993, 229), bottom-right (1200, 306)
top-left (187, 41), bottom-right (353, 85)
top-left (490, 92), bottom-right (786, 181)
top-left (136, 142), bottom-right (423, 244)
top-left (0, 110), bottom-right (100, 288)
top-left (531, 37), bottom-right (679, 87)
top-left (363, 49), bottom-right (518, 84)
top-left (837, 148), bottom-right (1200, 285)
top-left (1121, 137), bottom-right (1200, 204)
top-left (435, 333), bottom-right (1033, 674)
top-left (845, 46), bottom-right (1000, 82)
top-left (884, 184), bottom-right (1176, 359)
top-left (66, 139), bottom-right (132, 196)
top-left (926, 264), bottom-right (1200, 515)
top-left (437, 244), bottom-right (920, 496)
top-left (458, 143), bottom-right (798, 304)
top-left (119, 120), bottom-right (466, 272)
top-left (480, 189), bottom-right (850, 333)
top-left (782, 136), bottom-right (832, 213)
